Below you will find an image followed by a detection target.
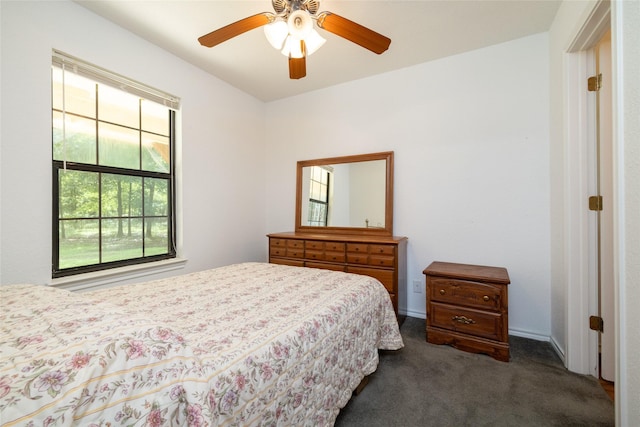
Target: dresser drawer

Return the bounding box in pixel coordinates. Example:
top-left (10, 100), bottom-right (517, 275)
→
top-left (286, 248), bottom-right (304, 258)
top-left (369, 244), bottom-right (395, 256)
top-left (269, 245), bottom-right (287, 257)
top-left (305, 261), bottom-right (345, 272)
top-left (429, 277), bottom-right (503, 311)
top-left (346, 243), bottom-right (368, 253)
top-left (305, 249), bottom-right (345, 262)
top-left (346, 253), bottom-right (369, 265)
top-left (270, 257), bottom-right (304, 267)
top-left (368, 255), bottom-right (395, 268)
top-left (270, 238), bottom-right (288, 248)
top-left (324, 251), bottom-right (345, 263)
top-left (305, 240), bottom-right (324, 250)
top-left (270, 238), bottom-right (304, 258)
top-left (347, 266), bottom-right (394, 293)
top-left (325, 241), bottom-right (345, 252)
top-left (286, 239), bottom-right (304, 249)
top-left (429, 302), bottom-right (504, 341)
top-left (305, 249), bottom-right (324, 261)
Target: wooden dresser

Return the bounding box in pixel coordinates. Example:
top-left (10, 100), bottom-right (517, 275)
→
top-left (268, 232), bottom-right (407, 318)
top-left (423, 261), bottom-right (510, 362)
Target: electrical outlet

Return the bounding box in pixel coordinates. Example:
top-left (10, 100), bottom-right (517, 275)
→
top-left (412, 279), bottom-right (422, 293)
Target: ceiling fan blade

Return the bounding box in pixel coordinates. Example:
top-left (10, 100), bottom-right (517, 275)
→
top-left (289, 39), bottom-right (307, 79)
top-left (289, 56), bottom-right (306, 79)
top-left (198, 13), bottom-right (272, 48)
top-left (317, 12), bottom-right (391, 54)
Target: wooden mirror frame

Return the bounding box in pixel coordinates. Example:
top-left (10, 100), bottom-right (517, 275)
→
top-left (295, 151), bottom-right (394, 236)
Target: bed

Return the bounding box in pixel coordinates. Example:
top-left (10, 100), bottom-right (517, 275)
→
top-left (0, 262), bottom-right (403, 426)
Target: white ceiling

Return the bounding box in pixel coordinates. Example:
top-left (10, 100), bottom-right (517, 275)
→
top-left (76, 0), bottom-right (561, 102)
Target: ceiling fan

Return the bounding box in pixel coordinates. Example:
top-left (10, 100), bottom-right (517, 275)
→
top-left (198, 0), bottom-right (391, 80)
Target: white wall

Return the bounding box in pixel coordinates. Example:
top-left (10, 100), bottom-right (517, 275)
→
top-left (265, 33), bottom-right (551, 339)
top-left (0, 1), bottom-right (266, 285)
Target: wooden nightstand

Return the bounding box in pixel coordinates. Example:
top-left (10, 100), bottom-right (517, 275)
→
top-left (423, 261), bottom-right (510, 362)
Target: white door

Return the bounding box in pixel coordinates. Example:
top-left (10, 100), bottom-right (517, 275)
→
top-left (595, 31), bottom-right (614, 382)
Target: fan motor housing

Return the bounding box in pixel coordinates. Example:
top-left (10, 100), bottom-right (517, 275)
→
top-left (272, 0), bottom-right (320, 16)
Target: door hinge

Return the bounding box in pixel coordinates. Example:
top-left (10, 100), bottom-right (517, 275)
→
top-left (588, 74), bottom-right (602, 92)
top-left (589, 315), bottom-right (604, 332)
top-left (589, 195), bottom-right (603, 211)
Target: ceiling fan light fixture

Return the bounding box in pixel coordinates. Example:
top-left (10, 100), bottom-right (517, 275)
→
top-left (281, 36), bottom-right (305, 58)
top-left (264, 19), bottom-right (288, 49)
top-left (304, 29), bottom-right (326, 55)
top-left (287, 9), bottom-right (312, 39)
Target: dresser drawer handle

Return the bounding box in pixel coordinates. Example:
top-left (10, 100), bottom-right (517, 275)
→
top-left (439, 289), bottom-right (445, 295)
top-left (452, 315), bottom-right (476, 325)
top-left (483, 295), bottom-right (490, 302)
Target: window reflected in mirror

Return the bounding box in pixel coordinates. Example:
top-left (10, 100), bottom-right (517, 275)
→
top-left (306, 166), bottom-right (330, 226)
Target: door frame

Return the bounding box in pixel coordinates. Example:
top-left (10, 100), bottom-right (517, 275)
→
top-left (563, 0), bottom-right (610, 376)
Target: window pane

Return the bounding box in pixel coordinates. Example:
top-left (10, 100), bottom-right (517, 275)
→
top-left (320, 170), bottom-right (328, 185)
top-left (142, 133), bottom-right (170, 173)
top-left (98, 123), bottom-right (140, 169)
top-left (144, 178), bottom-right (169, 216)
top-left (98, 84), bottom-right (139, 128)
top-left (52, 68), bottom-right (96, 118)
top-left (312, 166), bottom-right (321, 182)
top-left (101, 174), bottom-right (143, 217)
top-left (53, 112), bottom-right (97, 163)
top-left (141, 100), bottom-right (169, 135)
top-left (320, 183), bottom-right (328, 202)
top-left (310, 180), bottom-right (320, 200)
top-left (59, 219), bottom-right (100, 268)
top-left (308, 201), bottom-right (327, 226)
top-left (145, 218), bottom-right (169, 256)
top-left (102, 218), bottom-right (143, 262)
top-left (59, 170), bottom-right (99, 218)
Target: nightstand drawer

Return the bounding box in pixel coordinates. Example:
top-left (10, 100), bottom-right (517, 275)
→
top-left (429, 277), bottom-right (503, 311)
top-left (430, 302), bottom-right (504, 341)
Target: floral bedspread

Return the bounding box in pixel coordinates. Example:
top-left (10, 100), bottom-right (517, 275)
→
top-left (1, 263), bottom-right (403, 426)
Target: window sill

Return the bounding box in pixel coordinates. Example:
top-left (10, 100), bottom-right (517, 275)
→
top-left (51, 258), bottom-right (188, 292)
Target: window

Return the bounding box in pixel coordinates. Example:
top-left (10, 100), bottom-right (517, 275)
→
top-left (51, 51), bottom-right (180, 278)
top-left (307, 166), bottom-right (330, 226)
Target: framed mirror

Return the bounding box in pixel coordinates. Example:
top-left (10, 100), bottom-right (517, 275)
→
top-left (295, 151), bottom-right (394, 236)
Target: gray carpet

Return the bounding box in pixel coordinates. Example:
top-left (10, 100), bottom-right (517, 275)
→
top-left (335, 317), bottom-right (614, 427)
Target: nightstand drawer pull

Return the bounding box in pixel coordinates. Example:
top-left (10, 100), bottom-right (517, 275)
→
top-left (439, 289), bottom-right (446, 295)
top-left (452, 315), bottom-right (476, 325)
top-left (483, 295), bottom-right (490, 302)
